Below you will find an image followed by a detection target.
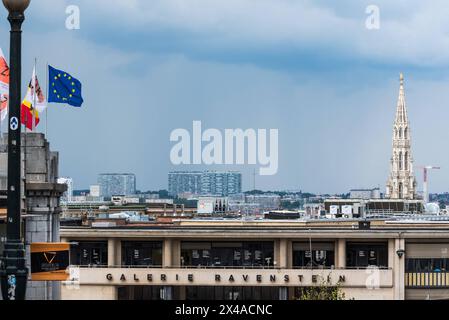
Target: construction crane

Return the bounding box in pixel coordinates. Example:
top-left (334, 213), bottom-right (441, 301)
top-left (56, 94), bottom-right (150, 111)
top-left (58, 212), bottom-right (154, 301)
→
top-left (416, 166), bottom-right (441, 203)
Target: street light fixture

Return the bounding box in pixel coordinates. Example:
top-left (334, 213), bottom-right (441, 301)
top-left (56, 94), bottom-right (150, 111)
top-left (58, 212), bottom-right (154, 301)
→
top-left (0, 0), bottom-right (31, 301)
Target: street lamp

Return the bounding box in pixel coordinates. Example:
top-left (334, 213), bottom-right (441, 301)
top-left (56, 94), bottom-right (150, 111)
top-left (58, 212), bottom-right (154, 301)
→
top-left (0, 0), bottom-right (31, 301)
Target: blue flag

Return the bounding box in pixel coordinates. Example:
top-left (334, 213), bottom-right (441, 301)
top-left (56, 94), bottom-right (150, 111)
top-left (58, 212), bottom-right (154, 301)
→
top-left (48, 65), bottom-right (84, 107)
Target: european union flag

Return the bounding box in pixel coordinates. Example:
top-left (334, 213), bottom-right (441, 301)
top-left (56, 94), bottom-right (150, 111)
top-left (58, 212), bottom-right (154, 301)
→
top-left (48, 65), bottom-right (84, 107)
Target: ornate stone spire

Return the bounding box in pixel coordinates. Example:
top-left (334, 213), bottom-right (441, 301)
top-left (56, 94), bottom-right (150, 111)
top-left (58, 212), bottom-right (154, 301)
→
top-left (385, 73), bottom-right (417, 200)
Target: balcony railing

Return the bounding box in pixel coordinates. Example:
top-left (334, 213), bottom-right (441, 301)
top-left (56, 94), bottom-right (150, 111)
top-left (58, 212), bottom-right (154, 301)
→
top-left (72, 264), bottom-right (391, 270)
top-left (405, 272), bottom-right (449, 288)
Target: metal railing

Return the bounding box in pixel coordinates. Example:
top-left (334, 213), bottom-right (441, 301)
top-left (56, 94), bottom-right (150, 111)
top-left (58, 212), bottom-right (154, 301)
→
top-left (72, 264), bottom-right (391, 271)
top-left (405, 272), bottom-right (449, 288)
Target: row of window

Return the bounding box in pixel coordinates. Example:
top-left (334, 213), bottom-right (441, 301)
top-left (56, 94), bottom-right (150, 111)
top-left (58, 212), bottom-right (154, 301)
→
top-left (406, 258), bottom-right (449, 273)
top-left (181, 242), bottom-right (274, 267)
top-left (117, 286), bottom-right (280, 300)
top-left (69, 241), bottom-right (389, 269)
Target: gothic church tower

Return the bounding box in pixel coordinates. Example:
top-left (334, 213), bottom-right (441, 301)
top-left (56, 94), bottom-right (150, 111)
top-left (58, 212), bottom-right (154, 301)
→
top-left (385, 73), bottom-right (417, 199)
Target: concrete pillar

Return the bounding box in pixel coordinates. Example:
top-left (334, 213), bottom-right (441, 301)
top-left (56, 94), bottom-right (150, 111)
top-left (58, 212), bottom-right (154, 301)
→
top-left (287, 240), bottom-right (293, 268)
top-left (163, 239), bottom-right (173, 267)
top-left (274, 240), bottom-right (281, 268)
top-left (288, 287), bottom-right (295, 300)
top-left (179, 286), bottom-right (186, 300)
top-left (388, 239), bottom-right (395, 269)
top-left (337, 239), bottom-right (346, 268)
top-left (394, 238), bottom-right (406, 300)
top-left (279, 239), bottom-right (288, 268)
top-left (108, 239), bottom-right (116, 267)
top-left (115, 240), bottom-right (122, 266)
top-left (171, 239), bottom-right (181, 267)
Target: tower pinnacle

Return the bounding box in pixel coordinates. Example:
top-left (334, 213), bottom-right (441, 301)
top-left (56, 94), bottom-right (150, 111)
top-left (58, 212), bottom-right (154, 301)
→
top-left (385, 73), bottom-right (417, 200)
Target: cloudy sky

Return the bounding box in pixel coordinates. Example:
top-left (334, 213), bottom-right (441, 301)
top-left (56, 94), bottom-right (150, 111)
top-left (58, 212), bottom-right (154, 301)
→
top-left (1, 0), bottom-right (449, 194)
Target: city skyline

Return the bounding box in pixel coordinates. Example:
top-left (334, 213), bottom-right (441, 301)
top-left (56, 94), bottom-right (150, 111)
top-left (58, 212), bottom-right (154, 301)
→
top-left (4, 1), bottom-right (449, 194)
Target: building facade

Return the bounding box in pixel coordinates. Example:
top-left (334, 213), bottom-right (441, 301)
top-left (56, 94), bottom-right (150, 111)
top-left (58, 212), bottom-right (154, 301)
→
top-left (60, 217), bottom-right (449, 301)
top-left (386, 74), bottom-right (417, 200)
top-left (98, 173), bottom-right (136, 198)
top-left (197, 197), bottom-right (229, 215)
top-left (58, 177), bottom-right (73, 203)
top-left (168, 171), bottom-right (242, 197)
top-left (168, 172), bottom-right (202, 196)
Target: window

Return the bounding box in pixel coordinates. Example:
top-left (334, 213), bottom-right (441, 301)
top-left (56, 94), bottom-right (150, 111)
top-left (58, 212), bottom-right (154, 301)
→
top-left (70, 241), bottom-right (108, 266)
top-left (406, 258), bottom-right (449, 272)
top-left (346, 242), bottom-right (388, 268)
top-left (181, 242), bottom-right (274, 268)
top-left (122, 242), bottom-right (162, 266)
top-left (293, 242), bottom-right (335, 268)
top-left (118, 286), bottom-right (167, 300)
top-left (404, 152), bottom-right (408, 170)
top-left (186, 286), bottom-right (279, 300)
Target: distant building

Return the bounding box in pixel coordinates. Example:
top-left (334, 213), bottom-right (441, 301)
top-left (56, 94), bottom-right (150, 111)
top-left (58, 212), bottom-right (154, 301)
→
top-left (57, 177), bottom-right (73, 203)
top-left (244, 194), bottom-right (281, 211)
top-left (111, 195), bottom-right (141, 206)
top-left (350, 188), bottom-right (381, 200)
top-left (304, 203), bottom-right (326, 218)
top-left (168, 172), bottom-right (202, 196)
top-left (145, 198), bottom-right (174, 205)
top-left (197, 197), bottom-right (229, 215)
top-left (168, 171), bottom-right (242, 197)
top-left (324, 198), bottom-right (424, 217)
top-left (98, 173), bottom-right (136, 197)
top-left (90, 185), bottom-right (100, 197)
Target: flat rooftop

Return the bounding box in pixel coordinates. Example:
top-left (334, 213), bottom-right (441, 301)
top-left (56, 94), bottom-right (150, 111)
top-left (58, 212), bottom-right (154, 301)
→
top-left (59, 214), bottom-right (449, 234)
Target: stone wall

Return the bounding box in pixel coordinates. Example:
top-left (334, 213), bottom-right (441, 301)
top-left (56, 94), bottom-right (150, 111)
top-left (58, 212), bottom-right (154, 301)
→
top-left (0, 133), bottom-right (66, 300)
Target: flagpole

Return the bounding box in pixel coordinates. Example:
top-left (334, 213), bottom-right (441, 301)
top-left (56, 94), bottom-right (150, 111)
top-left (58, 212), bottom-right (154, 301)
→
top-left (32, 57), bottom-right (36, 132)
top-left (45, 62), bottom-right (48, 138)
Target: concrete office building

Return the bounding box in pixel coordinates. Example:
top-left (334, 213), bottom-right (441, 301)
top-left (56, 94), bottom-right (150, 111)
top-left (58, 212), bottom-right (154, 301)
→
top-left (60, 216), bottom-right (449, 300)
top-left (168, 171), bottom-right (202, 196)
top-left (168, 171), bottom-right (242, 197)
top-left (200, 171), bottom-right (242, 196)
top-left (98, 173), bottom-right (136, 198)
top-left (0, 133), bottom-right (66, 300)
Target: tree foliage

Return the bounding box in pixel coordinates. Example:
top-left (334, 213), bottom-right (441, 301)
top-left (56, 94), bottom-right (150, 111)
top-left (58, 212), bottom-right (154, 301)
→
top-left (297, 277), bottom-right (346, 300)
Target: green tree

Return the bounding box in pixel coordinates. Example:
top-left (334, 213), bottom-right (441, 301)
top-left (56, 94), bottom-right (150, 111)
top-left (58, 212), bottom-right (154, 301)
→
top-left (297, 276), bottom-right (346, 300)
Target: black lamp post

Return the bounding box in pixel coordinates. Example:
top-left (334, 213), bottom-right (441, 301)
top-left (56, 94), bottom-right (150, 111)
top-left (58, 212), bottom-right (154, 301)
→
top-left (0, 0), bottom-right (30, 301)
